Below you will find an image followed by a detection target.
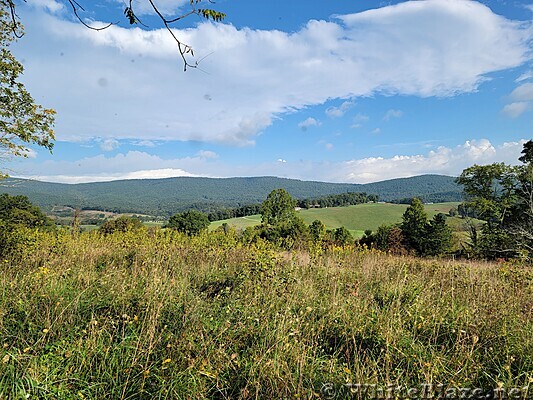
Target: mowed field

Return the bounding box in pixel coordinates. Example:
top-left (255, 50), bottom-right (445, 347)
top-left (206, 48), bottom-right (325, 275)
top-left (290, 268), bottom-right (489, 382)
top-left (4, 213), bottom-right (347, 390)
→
top-left (210, 202), bottom-right (461, 237)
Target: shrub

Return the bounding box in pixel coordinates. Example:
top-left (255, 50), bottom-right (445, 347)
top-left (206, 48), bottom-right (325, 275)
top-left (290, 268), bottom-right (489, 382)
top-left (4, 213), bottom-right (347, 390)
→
top-left (99, 216), bottom-right (144, 235)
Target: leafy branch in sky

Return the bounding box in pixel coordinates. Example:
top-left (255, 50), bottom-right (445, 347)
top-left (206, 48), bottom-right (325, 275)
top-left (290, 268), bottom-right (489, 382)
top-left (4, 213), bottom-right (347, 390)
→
top-left (2, 0), bottom-right (226, 71)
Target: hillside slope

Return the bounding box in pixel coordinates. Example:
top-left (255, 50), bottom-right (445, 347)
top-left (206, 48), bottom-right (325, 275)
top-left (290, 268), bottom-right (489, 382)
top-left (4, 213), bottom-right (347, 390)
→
top-left (0, 175), bottom-right (461, 216)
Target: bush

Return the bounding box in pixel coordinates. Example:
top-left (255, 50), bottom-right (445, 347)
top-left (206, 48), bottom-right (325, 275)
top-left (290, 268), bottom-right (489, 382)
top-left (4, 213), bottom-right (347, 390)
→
top-left (99, 216), bottom-right (144, 235)
top-left (166, 210), bottom-right (209, 235)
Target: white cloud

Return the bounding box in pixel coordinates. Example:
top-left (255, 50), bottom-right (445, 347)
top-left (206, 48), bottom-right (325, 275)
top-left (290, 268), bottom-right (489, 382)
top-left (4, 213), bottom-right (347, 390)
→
top-left (28, 0), bottom-right (64, 14)
top-left (503, 82), bottom-right (533, 117)
top-left (18, 139), bottom-right (529, 184)
top-left (325, 143), bottom-right (334, 150)
top-left (383, 109), bottom-right (403, 121)
top-left (298, 117), bottom-right (321, 131)
top-left (20, 148), bottom-right (38, 159)
top-left (28, 168), bottom-right (196, 184)
top-left (371, 128), bottom-right (381, 134)
top-left (351, 113), bottom-right (370, 128)
top-left (131, 140), bottom-right (157, 148)
top-left (510, 82), bottom-right (533, 101)
top-left (337, 139), bottom-right (526, 183)
top-left (325, 100), bottom-right (354, 118)
top-left (197, 150), bottom-right (218, 159)
top-left (516, 70), bottom-right (533, 82)
top-left (502, 101), bottom-right (530, 118)
top-left (99, 138), bottom-right (119, 152)
top-left (13, 0), bottom-right (533, 145)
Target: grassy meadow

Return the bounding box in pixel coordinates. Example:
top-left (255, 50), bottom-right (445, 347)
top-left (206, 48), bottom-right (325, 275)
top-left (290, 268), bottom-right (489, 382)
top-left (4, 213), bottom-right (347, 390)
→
top-left (210, 202), bottom-right (462, 237)
top-left (0, 228), bottom-right (531, 398)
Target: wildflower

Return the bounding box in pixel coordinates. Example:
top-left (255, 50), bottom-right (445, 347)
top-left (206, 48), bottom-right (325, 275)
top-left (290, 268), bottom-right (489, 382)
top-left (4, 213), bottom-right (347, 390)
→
top-left (43, 329), bottom-right (49, 334)
top-left (163, 358), bottom-right (172, 364)
top-left (23, 347), bottom-right (31, 353)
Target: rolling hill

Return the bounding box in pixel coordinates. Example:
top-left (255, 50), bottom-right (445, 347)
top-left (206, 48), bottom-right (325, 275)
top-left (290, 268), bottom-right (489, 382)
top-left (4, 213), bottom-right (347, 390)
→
top-left (0, 175), bottom-right (462, 216)
top-left (210, 202), bottom-right (462, 237)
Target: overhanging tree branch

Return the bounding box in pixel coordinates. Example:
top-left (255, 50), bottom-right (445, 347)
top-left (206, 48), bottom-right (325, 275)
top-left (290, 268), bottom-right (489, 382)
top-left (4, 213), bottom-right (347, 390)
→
top-left (3, 0), bottom-right (226, 71)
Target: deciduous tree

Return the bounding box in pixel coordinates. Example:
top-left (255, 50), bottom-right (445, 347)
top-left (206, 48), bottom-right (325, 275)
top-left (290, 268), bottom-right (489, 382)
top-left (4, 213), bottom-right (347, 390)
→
top-left (0, 4), bottom-right (55, 177)
top-left (167, 209), bottom-right (209, 235)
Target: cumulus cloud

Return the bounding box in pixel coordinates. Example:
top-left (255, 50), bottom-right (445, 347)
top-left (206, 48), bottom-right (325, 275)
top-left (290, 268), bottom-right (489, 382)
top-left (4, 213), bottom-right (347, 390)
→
top-left (510, 82), bottom-right (533, 101)
top-left (298, 117), bottom-right (321, 131)
top-left (335, 139), bottom-right (526, 183)
top-left (99, 138), bottom-right (120, 152)
top-left (28, 0), bottom-right (64, 14)
top-left (325, 101), bottom-right (354, 118)
top-left (13, 0), bottom-right (533, 146)
top-left (197, 150), bottom-right (218, 159)
top-left (18, 139), bottom-right (528, 184)
top-left (383, 109), bottom-right (403, 121)
top-left (503, 81), bottom-right (533, 117)
top-left (502, 102), bottom-right (530, 118)
top-left (131, 140), bottom-right (157, 148)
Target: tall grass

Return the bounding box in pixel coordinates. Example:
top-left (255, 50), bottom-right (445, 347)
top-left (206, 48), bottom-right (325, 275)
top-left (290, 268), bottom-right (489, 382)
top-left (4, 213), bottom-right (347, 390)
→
top-left (0, 228), bottom-right (531, 398)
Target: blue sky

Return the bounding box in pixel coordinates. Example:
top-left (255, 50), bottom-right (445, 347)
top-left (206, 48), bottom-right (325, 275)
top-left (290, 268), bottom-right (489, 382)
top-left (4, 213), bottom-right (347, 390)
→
top-left (6, 0), bottom-right (533, 183)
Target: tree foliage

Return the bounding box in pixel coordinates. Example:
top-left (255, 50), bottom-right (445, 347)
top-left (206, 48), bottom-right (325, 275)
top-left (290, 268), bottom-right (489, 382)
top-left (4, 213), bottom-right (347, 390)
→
top-left (99, 215), bottom-right (144, 235)
top-left (0, 4), bottom-right (55, 177)
top-left (456, 140), bottom-right (533, 260)
top-left (401, 198), bottom-right (428, 254)
top-left (421, 213), bottom-right (452, 256)
top-left (309, 219), bottom-right (326, 242)
top-left (261, 189), bottom-right (297, 227)
top-left (167, 210), bottom-right (209, 235)
top-left (0, 193), bottom-right (53, 229)
top-left (258, 189), bottom-right (308, 247)
top-left (0, 193), bottom-right (54, 257)
top-left (333, 226), bottom-right (352, 246)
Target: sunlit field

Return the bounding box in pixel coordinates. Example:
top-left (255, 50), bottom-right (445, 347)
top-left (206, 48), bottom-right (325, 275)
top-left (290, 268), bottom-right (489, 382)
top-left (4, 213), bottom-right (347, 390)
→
top-left (1, 228), bottom-right (531, 398)
top-left (210, 202), bottom-right (462, 238)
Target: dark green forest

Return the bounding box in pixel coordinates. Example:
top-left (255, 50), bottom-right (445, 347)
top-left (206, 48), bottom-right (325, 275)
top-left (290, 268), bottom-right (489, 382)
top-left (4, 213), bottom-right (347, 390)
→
top-left (0, 174), bottom-right (461, 216)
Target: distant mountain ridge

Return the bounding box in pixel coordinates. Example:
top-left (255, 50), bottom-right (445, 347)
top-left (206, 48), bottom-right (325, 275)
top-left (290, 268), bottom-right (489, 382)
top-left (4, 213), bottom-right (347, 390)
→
top-left (0, 174), bottom-right (462, 216)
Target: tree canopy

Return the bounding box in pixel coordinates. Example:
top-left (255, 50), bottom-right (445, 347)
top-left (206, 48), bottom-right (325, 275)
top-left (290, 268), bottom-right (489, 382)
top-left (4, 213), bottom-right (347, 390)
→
top-left (0, 3), bottom-right (55, 177)
top-left (260, 188), bottom-right (298, 227)
top-left (167, 210), bottom-right (209, 235)
top-left (456, 140), bottom-right (533, 260)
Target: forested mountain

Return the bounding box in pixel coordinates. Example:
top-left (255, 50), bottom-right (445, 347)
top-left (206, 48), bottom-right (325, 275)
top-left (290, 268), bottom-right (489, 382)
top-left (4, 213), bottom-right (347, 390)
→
top-left (0, 175), bottom-right (460, 216)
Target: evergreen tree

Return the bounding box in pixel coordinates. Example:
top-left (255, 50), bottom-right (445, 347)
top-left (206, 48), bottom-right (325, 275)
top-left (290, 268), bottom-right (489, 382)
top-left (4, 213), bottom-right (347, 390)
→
top-left (421, 213), bottom-right (452, 256)
top-left (309, 219), bottom-right (326, 242)
top-left (401, 198), bottom-right (428, 255)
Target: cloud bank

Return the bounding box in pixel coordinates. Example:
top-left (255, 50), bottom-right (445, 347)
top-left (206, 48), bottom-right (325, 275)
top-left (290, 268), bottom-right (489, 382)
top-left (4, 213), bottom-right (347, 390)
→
top-left (16, 0), bottom-right (532, 146)
top-left (20, 139), bottom-right (528, 184)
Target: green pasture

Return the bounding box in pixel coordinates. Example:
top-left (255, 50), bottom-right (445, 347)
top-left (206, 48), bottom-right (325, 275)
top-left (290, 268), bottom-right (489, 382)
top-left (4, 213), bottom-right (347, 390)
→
top-left (210, 202), bottom-right (462, 237)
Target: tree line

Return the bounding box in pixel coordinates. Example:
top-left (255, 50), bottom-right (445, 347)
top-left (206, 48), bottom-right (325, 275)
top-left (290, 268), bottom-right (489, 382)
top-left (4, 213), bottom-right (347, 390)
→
top-left (2, 140), bottom-right (532, 263)
top-left (207, 192), bottom-right (378, 222)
